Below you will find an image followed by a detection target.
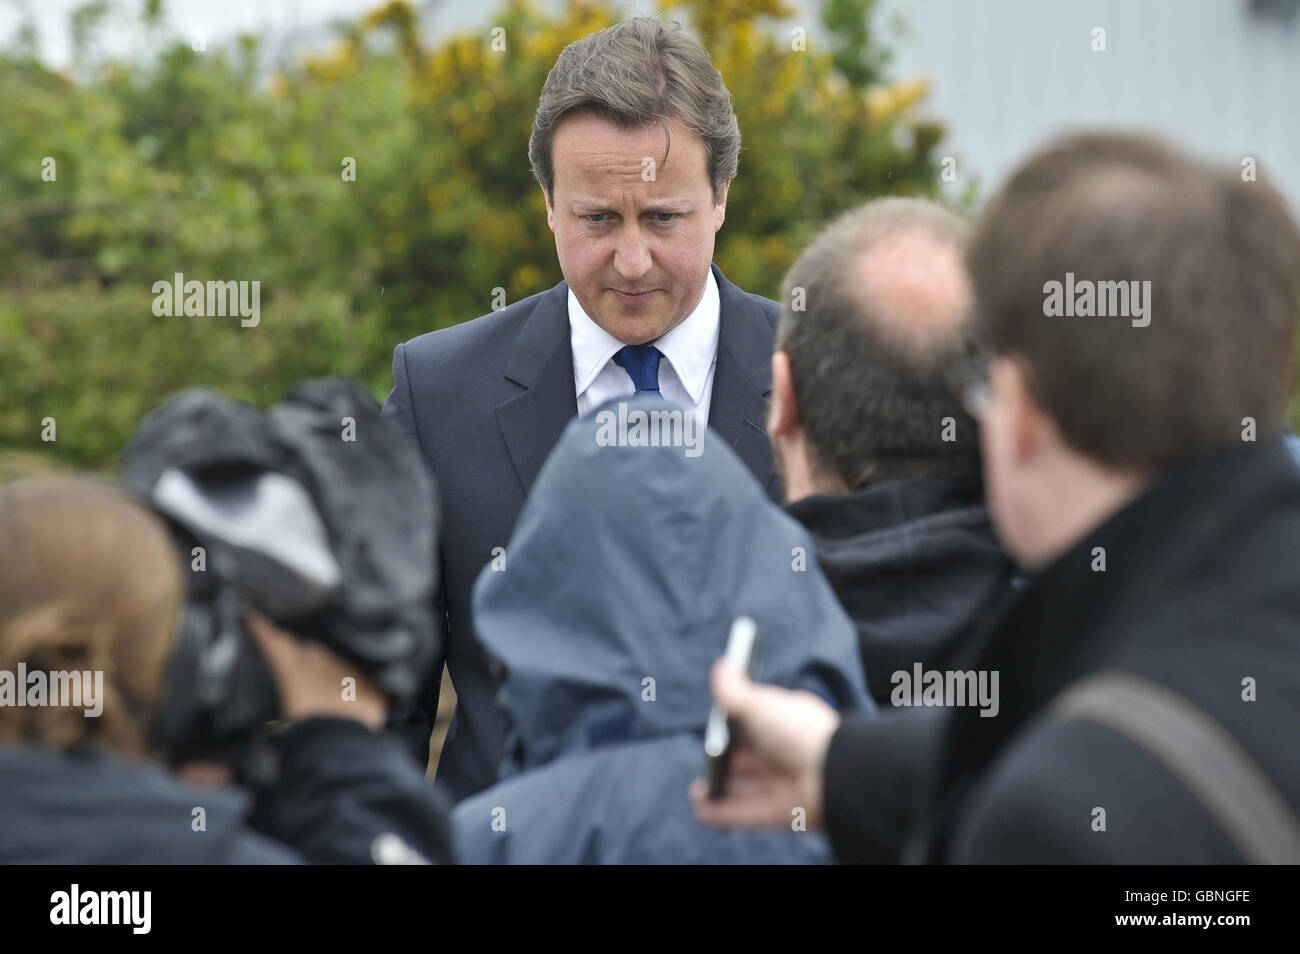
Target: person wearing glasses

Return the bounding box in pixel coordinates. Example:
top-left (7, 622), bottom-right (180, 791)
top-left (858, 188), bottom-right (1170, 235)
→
top-left (692, 133), bottom-right (1300, 864)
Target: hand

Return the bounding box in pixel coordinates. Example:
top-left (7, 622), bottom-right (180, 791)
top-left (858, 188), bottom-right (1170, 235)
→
top-left (689, 657), bottom-right (840, 831)
top-left (245, 610), bottom-right (388, 730)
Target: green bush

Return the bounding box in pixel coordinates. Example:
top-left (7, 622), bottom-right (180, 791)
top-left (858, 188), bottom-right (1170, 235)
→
top-left (0, 0), bottom-right (946, 472)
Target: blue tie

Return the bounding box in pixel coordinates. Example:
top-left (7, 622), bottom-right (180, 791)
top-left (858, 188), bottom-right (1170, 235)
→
top-left (613, 345), bottom-right (663, 398)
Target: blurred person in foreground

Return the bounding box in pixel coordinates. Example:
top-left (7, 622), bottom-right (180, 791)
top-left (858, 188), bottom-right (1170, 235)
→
top-left (692, 132), bottom-right (1300, 863)
top-left (0, 383), bottom-right (453, 864)
top-left (451, 396), bottom-right (869, 863)
top-left (0, 479), bottom-right (434, 862)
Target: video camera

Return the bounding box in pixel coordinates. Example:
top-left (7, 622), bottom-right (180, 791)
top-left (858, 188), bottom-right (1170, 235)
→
top-left (119, 378), bottom-right (440, 772)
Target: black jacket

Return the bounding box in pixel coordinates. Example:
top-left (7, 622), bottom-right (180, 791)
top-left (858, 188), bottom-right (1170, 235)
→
top-left (0, 718), bottom-right (451, 864)
top-left (824, 439), bottom-right (1300, 863)
top-left (383, 264), bottom-right (781, 800)
top-left (788, 477), bottom-right (1013, 863)
top-left (786, 477), bottom-right (1013, 705)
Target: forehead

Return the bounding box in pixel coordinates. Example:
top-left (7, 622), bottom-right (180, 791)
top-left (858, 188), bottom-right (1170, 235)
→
top-left (550, 112), bottom-right (711, 198)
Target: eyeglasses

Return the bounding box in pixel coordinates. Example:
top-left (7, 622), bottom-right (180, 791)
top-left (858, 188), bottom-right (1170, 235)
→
top-left (945, 349), bottom-right (993, 419)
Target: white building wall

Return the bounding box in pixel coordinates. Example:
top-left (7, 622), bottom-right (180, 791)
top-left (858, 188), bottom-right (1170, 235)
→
top-left (873, 0), bottom-right (1300, 208)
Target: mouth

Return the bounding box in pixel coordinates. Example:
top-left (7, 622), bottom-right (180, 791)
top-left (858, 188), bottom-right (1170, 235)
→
top-left (610, 288), bottom-right (659, 304)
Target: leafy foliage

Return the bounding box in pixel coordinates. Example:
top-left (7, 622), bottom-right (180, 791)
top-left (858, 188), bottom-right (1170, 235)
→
top-left (1, 0), bottom-right (946, 471)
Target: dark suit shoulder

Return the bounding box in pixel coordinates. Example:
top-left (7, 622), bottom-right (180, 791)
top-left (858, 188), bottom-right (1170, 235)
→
top-left (399, 283), bottom-right (562, 371)
top-left (749, 290), bottom-right (779, 328)
top-left (734, 286), bottom-right (778, 331)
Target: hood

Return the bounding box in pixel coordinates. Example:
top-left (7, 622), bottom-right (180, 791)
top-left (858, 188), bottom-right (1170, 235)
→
top-left (786, 478), bottom-right (1014, 704)
top-left (473, 396), bottom-right (871, 775)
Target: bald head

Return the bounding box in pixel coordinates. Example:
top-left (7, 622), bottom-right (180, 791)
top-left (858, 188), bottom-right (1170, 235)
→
top-left (850, 226), bottom-right (974, 364)
top-left (773, 198), bottom-right (981, 493)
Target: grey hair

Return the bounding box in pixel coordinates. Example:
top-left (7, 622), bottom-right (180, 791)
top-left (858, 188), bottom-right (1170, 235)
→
top-left (528, 17), bottom-right (740, 205)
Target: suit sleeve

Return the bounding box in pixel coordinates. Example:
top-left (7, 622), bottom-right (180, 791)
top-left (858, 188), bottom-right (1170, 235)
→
top-left (383, 341), bottom-right (450, 766)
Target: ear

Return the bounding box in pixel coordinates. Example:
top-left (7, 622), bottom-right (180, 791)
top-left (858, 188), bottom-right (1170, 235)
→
top-left (542, 185), bottom-right (555, 232)
top-left (994, 355), bottom-right (1047, 465)
top-left (713, 180), bottom-right (730, 232)
top-left (767, 350), bottom-right (800, 439)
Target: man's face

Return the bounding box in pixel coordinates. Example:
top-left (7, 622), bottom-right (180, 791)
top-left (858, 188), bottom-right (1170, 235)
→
top-left (544, 112), bottom-right (728, 346)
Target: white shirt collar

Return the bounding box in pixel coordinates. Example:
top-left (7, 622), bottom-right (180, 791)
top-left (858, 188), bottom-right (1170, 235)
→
top-left (568, 268), bottom-right (721, 406)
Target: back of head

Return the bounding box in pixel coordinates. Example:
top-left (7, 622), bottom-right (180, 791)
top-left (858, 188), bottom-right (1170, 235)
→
top-left (969, 131), bottom-right (1300, 469)
top-left (0, 477), bottom-right (181, 758)
top-left (777, 197), bottom-right (982, 489)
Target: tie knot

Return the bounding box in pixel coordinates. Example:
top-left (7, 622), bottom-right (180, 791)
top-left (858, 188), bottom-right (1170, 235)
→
top-left (613, 345), bottom-right (662, 395)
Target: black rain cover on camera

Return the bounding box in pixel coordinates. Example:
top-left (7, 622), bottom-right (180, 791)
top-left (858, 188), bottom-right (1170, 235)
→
top-left (120, 377), bottom-right (440, 705)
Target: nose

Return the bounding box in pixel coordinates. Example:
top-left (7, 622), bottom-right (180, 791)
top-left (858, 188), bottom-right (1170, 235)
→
top-left (613, 223), bottom-right (653, 283)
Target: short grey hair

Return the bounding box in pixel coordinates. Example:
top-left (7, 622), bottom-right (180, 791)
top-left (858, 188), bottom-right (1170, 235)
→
top-left (528, 17), bottom-right (740, 205)
top-left (777, 198), bottom-right (981, 489)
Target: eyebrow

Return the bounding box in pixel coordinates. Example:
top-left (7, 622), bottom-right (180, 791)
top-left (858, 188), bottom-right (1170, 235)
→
top-left (569, 200), bottom-right (693, 215)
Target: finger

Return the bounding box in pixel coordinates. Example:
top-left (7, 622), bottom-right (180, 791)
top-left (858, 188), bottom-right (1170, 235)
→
top-left (687, 773), bottom-right (772, 809)
top-left (728, 748), bottom-right (771, 778)
top-left (686, 773), bottom-right (767, 803)
top-left (710, 657), bottom-right (757, 720)
top-left (715, 772), bottom-right (775, 800)
top-left (692, 792), bottom-right (790, 830)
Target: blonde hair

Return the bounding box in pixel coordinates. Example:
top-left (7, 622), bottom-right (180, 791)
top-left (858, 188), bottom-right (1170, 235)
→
top-left (0, 477), bottom-right (182, 757)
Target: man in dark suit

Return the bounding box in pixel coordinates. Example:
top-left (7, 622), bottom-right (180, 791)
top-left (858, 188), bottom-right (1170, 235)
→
top-left (383, 17), bottom-right (780, 801)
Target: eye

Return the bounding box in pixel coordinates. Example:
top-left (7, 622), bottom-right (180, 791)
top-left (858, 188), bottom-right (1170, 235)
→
top-left (583, 213), bottom-right (610, 224)
top-left (653, 212), bottom-right (680, 223)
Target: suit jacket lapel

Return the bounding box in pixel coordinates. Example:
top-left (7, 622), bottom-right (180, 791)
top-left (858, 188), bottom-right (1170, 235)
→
top-left (708, 264), bottom-right (777, 494)
top-left (496, 281), bottom-right (578, 496)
